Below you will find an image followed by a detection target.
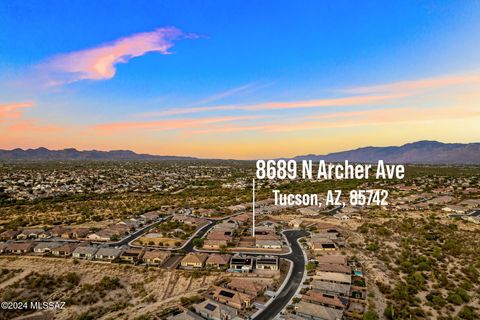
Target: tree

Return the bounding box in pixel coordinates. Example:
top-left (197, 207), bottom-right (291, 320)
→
top-left (363, 310), bottom-right (379, 320)
top-left (192, 238), bottom-right (204, 248)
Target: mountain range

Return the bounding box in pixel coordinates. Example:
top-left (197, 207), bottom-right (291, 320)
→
top-left (291, 140), bottom-right (480, 164)
top-left (0, 147), bottom-right (196, 161)
top-left (1, 141), bottom-right (480, 164)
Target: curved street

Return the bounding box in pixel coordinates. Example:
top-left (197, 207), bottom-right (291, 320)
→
top-left (254, 230), bottom-right (307, 320)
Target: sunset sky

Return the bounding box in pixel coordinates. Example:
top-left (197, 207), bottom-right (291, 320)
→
top-left (1, 1), bottom-right (480, 159)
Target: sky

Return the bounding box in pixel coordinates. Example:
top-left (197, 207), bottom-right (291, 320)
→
top-left (1, 0), bottom-right (480, 159)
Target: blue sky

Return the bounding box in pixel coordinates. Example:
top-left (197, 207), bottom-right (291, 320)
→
top-left (1, 1), bottom-right (480, 158)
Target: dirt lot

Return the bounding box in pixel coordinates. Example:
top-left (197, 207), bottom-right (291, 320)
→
top-left (0, 256), bottom-right (224, 319)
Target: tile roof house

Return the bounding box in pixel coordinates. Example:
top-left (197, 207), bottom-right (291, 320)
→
top-left (316, 255), bottom-right (347, 265)
top-left (49, 227), bottom-right (71, 238)
top-left (288, 218), bottom-right (303, 229)
top-left (0, 242), bottom-right (9, 253)
top-left (71, 228), bottom-right (90, 239)
top-left (142, 250), bottom-right (171, 266)
top-left (314, 272), bottom-right (352, 285)
top-left (119, 248), bottom-right (145, 263)
top-left (204, 239), bottom-right (229, 250)
top-left (255, 239), bottom-right (283, 249)
top-left (205, 254), bottom-right (231, 269)
top-left (17, 229), bottom-right (45, 240)
top-left (0, 230), bottom-right (20, 241)
top-left (311, 280), bottom-right (351, 297)
top-left (193, 298), bottom-right (238, 320)
top-left (180, 252), bottom-right (208, 268)
top-left (311, 238), bottom-right (337, 252)
top-left (295, 301), bottom-right (343, 320)
top-left (33, 241), bottom-right (63, 254)
top-left (5, 241), bottom-right (36, 254)
top-left (317, 263), bottom-right (351, 275)
top-left (228, 278), bottom-right (267, 296)
top-left (142, 211), bottom-right (161, 222)
top-left (52, 243), bottom-right (78, 256)
top-left (72, 246), bottom-right (98, 260)
top-left (302, 290), bottom-right (348, 310)
top-left (95, 247), bottom-right (123, 261)
top-left (212, 286), bottom-right (255, 310)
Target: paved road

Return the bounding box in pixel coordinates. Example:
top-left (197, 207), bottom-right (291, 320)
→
top-left (108, 216), bottom-right (170, 247)
top-left (254, 230), bottom-right (308, 320)
top-left (172, 212), bottom-right (244, 252)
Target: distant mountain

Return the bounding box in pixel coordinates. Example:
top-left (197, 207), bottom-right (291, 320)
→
top-left (292, 141), bottom-right (480, 164)
top-left (0, 147), bottom-right (197, 161)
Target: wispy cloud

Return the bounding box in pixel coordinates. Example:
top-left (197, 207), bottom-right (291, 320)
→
top-left (0, 102), bottom-right (34, 120)
top-left (187, 106), bottom-right (479, 134)
top-left (341, 73), bottom-right (480, 94)
top-left (137, 93), bottom-right (403, 117)
top-left (39, 27), bottom-right (194, 86)
top-left (7, 120), bottom-right (63, 133)
top-left (94, 115), bottom-right (262, 133)
top-left (190, 83), bottom-right (259, 106)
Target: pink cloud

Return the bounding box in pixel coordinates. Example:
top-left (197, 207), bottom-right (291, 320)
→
top-left (40, 27), bottom-right (189, 85)
top-left (94, 115), bottom-right (262, 133)
top-left (0, 102), bottom-right (34, 120)
top-left (186, 106), bottom-right (479, 134)
top-left (341, 73), bottom-right (480, 94)
top-left (138, 93), bottom-right (403, 117)
top-left (7, 120), bottom-right (63, 133)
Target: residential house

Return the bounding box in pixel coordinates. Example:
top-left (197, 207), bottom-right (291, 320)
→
top-left (230, 214), bottom-right (250, 225)
top-left (142, 250), bottom-right (171, 266)
top-left (206, 254), bottom-right (231, 269)
top-left (230, 255), bottom-right (254, 272)
top-left (38, 230), bottom-right (52, 239)
top-left (49, 227), bottom-right (70, 238)
top-left (120, 248), bottom-right (144, 263)
top-left (142, 211), bottom-right (160, 223)
top-left (317, 263), bottom-right (351, 275)
top-left (311, 280), bottom-right (351, 297)
top-left (238, 236), bottom-right (255, 248)
top-left (17, 229), bottom-right (44, 239)
top-left (5, 242), bottom-right (36, 254)
top-left (311, 238), bottom-right (337, 252)
top-left (95, 247), bottom-right (123, 262)
top-left (33, 241), bottom-right (63, 254)
top-left (228, 278), bottom-right (267, 296)
top-left (0, 242), bottom-right (9, 253)
top-left (316, 255), bottom-right (347, 265)
top-left (86, 232), bottom-right (111, 242)
top-left (288, 218), bottom-right (303, 229)
top-left (193, 298), bottom-right (238, 320)
top-left (72, 246), bottom-right (98, 260)
top-left (0, 230), bottom-right (20, 241)
top-left (315, 272), bottom-right (352, 285)
top-left (212, 286), bottom-right (255, 310)
top-left (302, 290), bottom-right (348, 310)
top-left (295, 301), bottom-right (343, 320)
top-left (204, 239), bottom-right (229, 250)
top-left (255, 239), bottom-right (282, 249)
top-left (180, 252), bottom-right (208, 268)
top-left (256, 256), bottom-right (279, 270)
top-left (52, 243), bottom-right (78, 257)
top-left (71, 228), bottom-right (90, 239)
